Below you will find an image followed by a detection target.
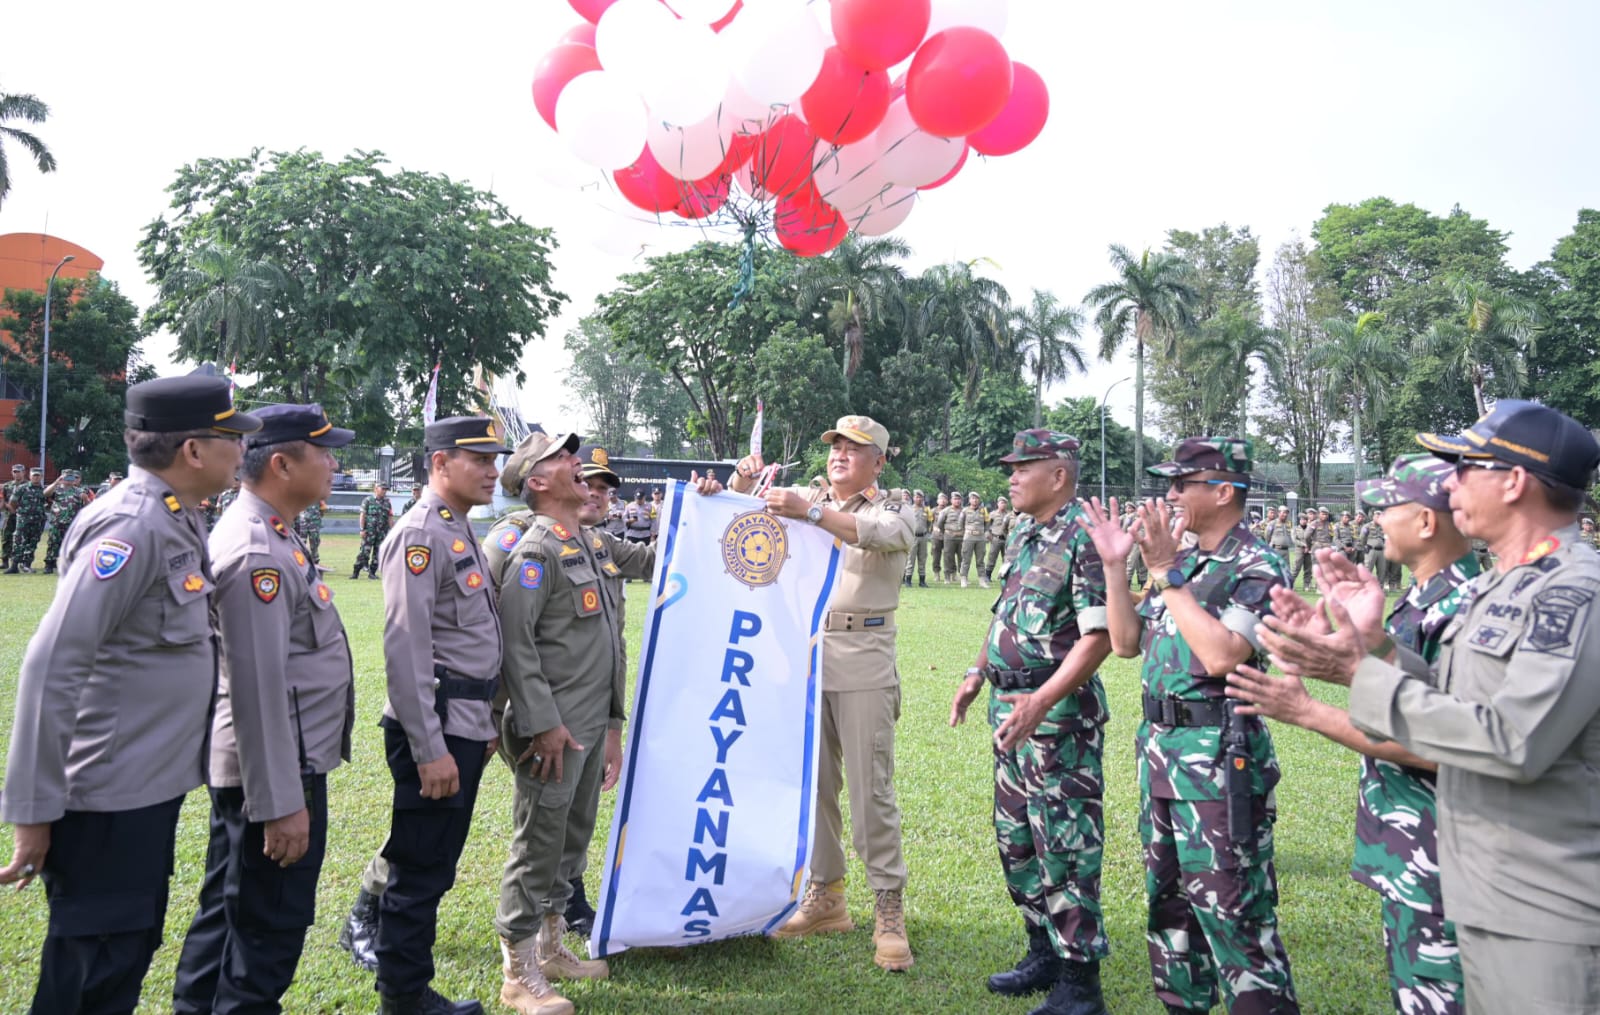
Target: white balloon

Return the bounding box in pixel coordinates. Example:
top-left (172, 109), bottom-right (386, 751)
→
top-left (811, 135), bottom-right (886, 210)
top-left (723, 0), bottom-right (826, 105)
top-left (874, 97), bottom-right (964, 187)
top-left (720, 76), bottom-right (782, 131)
top-left (926, 0), bottom-right (1009, 38)
top-left (641, 21), bottom-right (728, 125)
top-left (648, 109), bottom-right (736, 181)
top-left (556, 71), bottom-right (649, 170)
top-left (849, 185), bottom-right (916, 236)
top-left (663, 0), bottom-right (739, 25)
top-left (596, 0), bottom-right (679, 92)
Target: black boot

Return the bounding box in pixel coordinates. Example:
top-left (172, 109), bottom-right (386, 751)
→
top-left (379, 986), bottom-right (485, 1015)
top-left (918, 577), bottom-right (928, 588)
top-left (988, 922), bottom-right (1061, 996)
top-left (1028, 959), bottom-right (1108, 1015)
top-left (903, 573), bottom-right (912, 587)
top-left (565, 875), bottom-right (597, 937)
top-left (337, 888), bottom-right (381, 971)
top-left (369, 568), bottom-right (378, 579)
top-left (351, 564), bottom-right (362, 579)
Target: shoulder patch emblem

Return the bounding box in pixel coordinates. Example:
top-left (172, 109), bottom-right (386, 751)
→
top-left (92, 538), bottom-right (134, 580)
top-left (580, 587), bottom-right (601, 614)
top-left (498, 528), bottom-right (521, 550)
top-left (466, 572), bottom-right (484, 589)
top-left (519, 560), bottom-right (544, 589)
top-left (406, 545), bottom-right (431, 575)
top-left (451, 538), bottom-right (467, 553)
top-left (437, 507), bottom-right (454, 521)
top-left (552, 523), bottom-right (573, 541)
top-left (1524, 585), bottom-right (1595, 654)
top-left (163, 493), bottom-right (183, 513)
top-left (268, 515), bottom-right (289, 537)
top-left (252, 567), bottom-right (281, 603)
top-left (183, 574), bottom-right (205, 593)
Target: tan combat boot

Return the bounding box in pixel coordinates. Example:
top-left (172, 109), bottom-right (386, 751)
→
top-left (872, 888), bottom-right (914, 971)
top-left (500, 936), bottom-right (575, 1015)
top-left (535, 912), bottom-right (610, 980)
top-left (772, 879), bottom-right (853, 938)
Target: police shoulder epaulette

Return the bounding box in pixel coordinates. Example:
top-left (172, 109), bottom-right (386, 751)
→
top-left (163, 493), bottom-right (183, 513)
top-left (436, 506), bottom-right (454, 522)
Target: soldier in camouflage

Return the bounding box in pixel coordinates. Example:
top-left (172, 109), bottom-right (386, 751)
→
top-left (1580, 516), bottom-right (1599, 551)
top-left (4, 467), bottom-right (48, 574)
top-left (983, 495), bottom-right (1013, 587)
top-left (350, 482), bottom-right (393, 579)
top-left (2, 463), bottom-right (27, 569)
top-left (294, 500), bottom-right (326, 565)
top-left (1228, 454), bottom-right (1475, 1015)
top-left (217, 479), bottom-right (241, 515)
top-left (951, 430), bottom-right (1112, 1015)
top-left (41, 470), bottom-right (92, 574)
top-left (959, 491), bottom-right (988, 588)
top-left (400, 482), bottom-right (424, 516)
top-left (1084, 437), bottom-right (1300, 1015)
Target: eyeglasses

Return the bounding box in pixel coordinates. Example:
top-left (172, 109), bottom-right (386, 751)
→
top-left (1169, 477), bottom-right (1248, 491)
top-left (1453, 459), bottom-right (1515, 476)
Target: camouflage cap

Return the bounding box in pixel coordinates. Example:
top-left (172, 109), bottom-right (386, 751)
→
top-left (821, 414), bottom-right (889, 453)
top-left (999, 428), bottom-right (1081, 464)
top-left (1418, 399), bottom-right (1600, 489)
top-left (1356, 453), bottom-right (1453, 511)
top-left (576, 444), bottom-right (620, 488)
top-left (61, 470), bottom-right (80, 481)
top-left (1148, 436), bottom-right (1253, 477)
top-left (499, 431), bottom-right (580, 497)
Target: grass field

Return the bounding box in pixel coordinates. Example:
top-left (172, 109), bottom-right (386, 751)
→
top-left (0, 533), bottom-right (1394, 1013)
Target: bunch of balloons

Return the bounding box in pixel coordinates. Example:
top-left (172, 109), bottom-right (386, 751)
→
top-left (534, 0), bottom-right (1049, 257)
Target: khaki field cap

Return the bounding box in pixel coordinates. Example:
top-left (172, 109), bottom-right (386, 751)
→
top-left (821, 414), bottom-right (889, 453)
top-left (500, 431), bottom-right (580, 497)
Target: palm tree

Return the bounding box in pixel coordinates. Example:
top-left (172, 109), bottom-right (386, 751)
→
top-left (163, 241), bottom-right (287, 369)
top-left (1189, 306), bottom-right (1281, 437)
top-left (792, 235), bottom-right (910, 381)
top-left (1010, 289), bottom-right (1087, 427)
top-left (915, 260), bottom-right (1011, 397)
top-left (1083, 245), bottom-right (1197, 487)
top-left (1311, 312), bottom-right (1402, 503)
top-left (1416, 275), bottom-right (1540, 415)
top-left (0, 90), bottom-right (57, 208)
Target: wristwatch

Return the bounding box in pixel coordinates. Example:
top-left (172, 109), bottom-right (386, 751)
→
top-left (805, 504), bottom-right (824, 525)
top-left (1153, 567), bottom-right (1186, 592)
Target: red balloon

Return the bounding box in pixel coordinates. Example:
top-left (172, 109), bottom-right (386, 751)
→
top-left (560, 22), bottom-right (597, 47)
top-left (802, 47), bottom-right (891, 146)
top-left (918, 143), bottom-right (968, 190)
top-left (676, 173), bottom-right (730, 219)
top-left (614, 147), bottom-right (682, 214)
top-left (775, 189), bottom-right (847, 256)
top-left (569, 0), bottom-right (618, 24)
top-left (904, 27), bottom-right (1013, 138)
top-left (716, 130), bottom-right (761, 176)
top-left (711, 0), bottom-right (741, 32)
top-left (532, 45), bottom-right (602, 130)
top-left (832, 0), bottom-right (931, 72)
top-left (752, 115), bottom-right (816, 198)
top-left (968, 62), bottom-right (1049, 156)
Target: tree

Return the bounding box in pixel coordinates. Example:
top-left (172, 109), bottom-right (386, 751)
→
top-left (1311, 312), bottom-right (1402, 503)
top-left (139, 149), bottom-right (567, 442)
top-left (910, 260), bottom-right (1011, 452)
top-left (561, 313), bottom-right (667, 455)
top-left (1529, 209), bottom-right (1600, 424)
top-left (1045, 395), bottom-right (1165, 503)
top-left (1416, 275), bottom-right (1540, 414)
top-left (2, 275), bottom-right (153, 479)
top-left (0, 89), bottom-right (57, 208)
top-left (751, 326), bottom-right (849, 467)
top-left (1009, 289), bottom-right (1086, 428)
top-left (948, 372), bottom-right (1034, 465)
top-left (1257, 239), bottom-right (1339, 501)
top-left (1184, 305), bottom-right (1281, 438)
top-left (792, 235), bottom-right (910, 382)
top-left (160, 239), bottom-right (286, 368)
top-left (1083, 245), bottom-right (1197, 488)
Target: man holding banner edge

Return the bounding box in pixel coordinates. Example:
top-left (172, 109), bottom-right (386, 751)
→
top-left (950, 429), bottom-right (1113, 1015)
top-left (727, 413), bottom-right (916, 972)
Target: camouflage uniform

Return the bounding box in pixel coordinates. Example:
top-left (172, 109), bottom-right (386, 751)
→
top-left (43, 479), bottom-right (91, 571)
top-left (982, 494), bottom-right (1111, 965)
top-left (2, 469), bottom-right (27, 566)
top-left (8, 474), bottom-right (48, 570)
top-left (295, 502), bottom-right (325, 565)
top-left (352, 491), bottom-right (393, 576)
top-left (217, 486), bottom-right (240, 515)
top-left (983, 502), bottom-right (1012, 582)
top-left (201, 497), bottom-right (221, 531)
top-left (1137, 438), bottom-right (1298, 1014)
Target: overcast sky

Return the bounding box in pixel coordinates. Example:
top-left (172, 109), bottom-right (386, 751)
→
top-left (4, 0), bottom-right (1597, 442)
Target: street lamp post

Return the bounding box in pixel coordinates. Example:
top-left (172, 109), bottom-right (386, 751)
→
top-left (39, 254), bottom-right (77, 478)
top-left (1100, 376), bottom-right (1131, 505)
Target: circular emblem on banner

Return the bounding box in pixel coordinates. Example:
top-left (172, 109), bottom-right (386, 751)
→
top-left (721, 510), bottom-right (789, 589)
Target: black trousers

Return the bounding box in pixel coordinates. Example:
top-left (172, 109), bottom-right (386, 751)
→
top-left (374, 723), bottom-right (488, 998)
top-left (30, 795), bottom-right (185, 1015)
top-left (171, 777), bottom-right (328, 1014)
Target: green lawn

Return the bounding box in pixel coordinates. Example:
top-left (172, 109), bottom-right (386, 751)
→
top-left (0, 534), bottom-right (1391, 1013)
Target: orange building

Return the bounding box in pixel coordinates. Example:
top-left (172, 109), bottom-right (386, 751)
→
top-left (0, 233), bottom-right (105, 478)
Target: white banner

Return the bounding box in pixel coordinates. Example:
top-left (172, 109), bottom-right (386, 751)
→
top-left (591, 482), bottom-right (840, 956)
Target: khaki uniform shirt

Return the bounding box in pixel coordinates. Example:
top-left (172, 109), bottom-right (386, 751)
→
top-left (987, 508), bottom-right (1012, 540)
top-left (498, 514), bottom-right (626, 742)
top-left (910, 504), bottom-right (932, 537)
top-left (936, 504), bottom-right (960, 538)
top-left (208, 489), bottom-right (355, 822)
top-left (962, 506), bottom-right (988, 540)
top-left (1, 467), bottom-right (217, 824)
top-left (795, 484), bottom-right (914, 692)
top-left (1350, 526), bottom-right (1600, 944)
top-left (379, 489), bottom-right (502, 762)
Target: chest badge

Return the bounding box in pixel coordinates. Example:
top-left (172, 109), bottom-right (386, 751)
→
top-left (580, 588), bottom-right (601, 614)
top-left (293, 550), bottom-right (306, 566)
top-left (466, 571), bottom-right (484, 589)
top-left (451, 538), bottom-right (467, 553)
top-left (316, 583), bottom-right (332, 602)
top-left (183, 574), bottom-right (205, 593)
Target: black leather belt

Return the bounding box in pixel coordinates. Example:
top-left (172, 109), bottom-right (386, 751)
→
top-left (986, 665), bottom-right (1058, 691)
top-left (433, 664), bottom-right (500, 721)
top-left (1141, 693), bottom-right (1228, 727)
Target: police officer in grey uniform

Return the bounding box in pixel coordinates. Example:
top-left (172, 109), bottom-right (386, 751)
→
top-left (172, 404), bottom-right (357, 1013)
top-left (372, 415), bottom-right (510, 1015)
top-left (1264, 400), bottom-right (1600, 1015)
top-left (0, 375), bottom-right (260, 1014)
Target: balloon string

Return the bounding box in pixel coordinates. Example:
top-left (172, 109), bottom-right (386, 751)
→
top-left (730, 220), bottom-right (758, 308)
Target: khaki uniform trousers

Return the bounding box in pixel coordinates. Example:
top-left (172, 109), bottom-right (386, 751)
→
top-left (905, 534), bottom-right (929, 580)
top-left (942, 538), bottom-right (961, 580)
top-left (1456, 925), bottom-right (1600, 1015)
top-left (810, 686), bottom-right (908, 891)
top-left (959, 537), bottom-right (984, 581)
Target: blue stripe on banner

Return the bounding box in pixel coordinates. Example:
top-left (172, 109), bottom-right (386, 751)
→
top-left (760, 535), bottom-right (844, 935)
top-left (596, 479), bottom-right (689, 956)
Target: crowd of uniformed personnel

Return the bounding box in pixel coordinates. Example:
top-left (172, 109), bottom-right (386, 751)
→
top-left (3, 374), bottom-right (1600, 1015)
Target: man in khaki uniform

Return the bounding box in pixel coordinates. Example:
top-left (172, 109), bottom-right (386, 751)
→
top-left (903, 489), bottom-right (933, 588)
top-left (928, 492), bottom-right (949, 583)
top-left (942, 491), bottom-right (967, 583)
top-left (1264, 400), bottom-right (1600, 1015)
top-left (172, 403), bottom-right (357, 1013)
top-left (982, 495), bottom-right (1013, 586)
top-left (958, 491), bottom-right (989, 588)
top-left (729, 414), bottom-right (916, 971)
top-left (0, 375), bottom-right (260, 1013)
